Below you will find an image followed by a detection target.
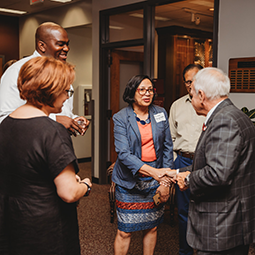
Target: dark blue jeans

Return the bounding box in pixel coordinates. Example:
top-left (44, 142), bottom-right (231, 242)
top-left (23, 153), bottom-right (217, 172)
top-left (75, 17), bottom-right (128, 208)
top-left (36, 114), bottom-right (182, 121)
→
top-left (174, 154), bottom-right (193, 255)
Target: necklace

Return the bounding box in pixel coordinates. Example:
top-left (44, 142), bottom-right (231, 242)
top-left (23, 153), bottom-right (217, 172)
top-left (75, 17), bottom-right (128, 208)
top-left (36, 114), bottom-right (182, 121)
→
top-left (134, 111), bottom-right (150, 125)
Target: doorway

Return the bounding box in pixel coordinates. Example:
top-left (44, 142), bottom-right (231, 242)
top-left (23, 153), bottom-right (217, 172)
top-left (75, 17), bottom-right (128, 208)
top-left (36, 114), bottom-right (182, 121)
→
top-left (98, 0), bottom-right (218, 184)
top-left (98, 2), bottom-right (152, 184)
top-left (110, 48), bottom-right (144, 163)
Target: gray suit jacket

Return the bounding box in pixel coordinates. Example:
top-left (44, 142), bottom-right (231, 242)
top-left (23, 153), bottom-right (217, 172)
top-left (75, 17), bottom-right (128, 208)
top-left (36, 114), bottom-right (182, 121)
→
top-left (181, 98), bottom-right (255, 251)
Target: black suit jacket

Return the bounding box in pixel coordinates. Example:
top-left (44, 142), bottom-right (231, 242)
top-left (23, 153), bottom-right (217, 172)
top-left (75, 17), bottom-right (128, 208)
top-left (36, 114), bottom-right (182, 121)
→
top-left (182, 98), bottom-right (255, 251)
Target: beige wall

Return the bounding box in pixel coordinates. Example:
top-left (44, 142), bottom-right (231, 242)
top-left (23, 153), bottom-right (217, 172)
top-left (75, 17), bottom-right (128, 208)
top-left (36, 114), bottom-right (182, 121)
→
top-left (19, 0), bottom-right (93, 160)
top-left (218, 0), bottom-right (255, 110)
top-left (67, 26), bottom-right (92, 159)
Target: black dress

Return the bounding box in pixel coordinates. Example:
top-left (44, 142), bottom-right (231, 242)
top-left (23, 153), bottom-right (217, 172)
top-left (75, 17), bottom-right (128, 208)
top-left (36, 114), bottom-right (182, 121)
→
top-left (0, 116), bottom-right (81, 255)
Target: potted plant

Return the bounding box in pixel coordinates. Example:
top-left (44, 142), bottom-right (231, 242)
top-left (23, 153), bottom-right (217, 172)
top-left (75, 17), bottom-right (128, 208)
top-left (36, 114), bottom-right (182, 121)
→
top-left (241, 107), bottom-right (255, 125)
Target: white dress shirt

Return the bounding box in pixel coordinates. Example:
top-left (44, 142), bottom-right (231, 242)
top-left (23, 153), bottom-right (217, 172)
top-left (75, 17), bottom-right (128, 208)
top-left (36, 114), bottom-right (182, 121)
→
top-left (205, 100), bottom-right (225, 125)
top-left (169, 94), bottom-right (205, 158)
top-left (0, 51), bottom-right (77, 123)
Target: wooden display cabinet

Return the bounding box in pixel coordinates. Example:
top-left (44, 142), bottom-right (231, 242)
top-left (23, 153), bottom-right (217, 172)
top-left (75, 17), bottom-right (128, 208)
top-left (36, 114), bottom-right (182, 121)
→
top-left (156, 26), bottom-right (213, 113)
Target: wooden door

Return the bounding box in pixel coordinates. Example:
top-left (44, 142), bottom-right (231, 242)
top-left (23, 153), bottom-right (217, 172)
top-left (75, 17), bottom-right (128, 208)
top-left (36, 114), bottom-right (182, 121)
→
top-left (173, 36), bottom-right (195, 100)
top-left (110, 50), bottom-right (143, 163)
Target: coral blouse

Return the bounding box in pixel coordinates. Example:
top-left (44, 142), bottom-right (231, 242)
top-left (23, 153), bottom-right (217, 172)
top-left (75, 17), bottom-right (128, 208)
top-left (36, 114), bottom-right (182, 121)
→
top-left (137, 122), bottom-right (157, 162)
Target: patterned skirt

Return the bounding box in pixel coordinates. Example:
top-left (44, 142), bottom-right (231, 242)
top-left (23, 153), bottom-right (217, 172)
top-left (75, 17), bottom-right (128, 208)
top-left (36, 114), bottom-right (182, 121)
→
top-left (115, 175), bottom-right (165, 233)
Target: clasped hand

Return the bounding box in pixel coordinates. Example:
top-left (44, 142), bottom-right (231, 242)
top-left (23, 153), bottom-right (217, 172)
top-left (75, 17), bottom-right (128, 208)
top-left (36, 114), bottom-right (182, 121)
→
top-left (154, 168), bottom-right (176, 203)
top-left (157, 168), bottom-right (177, 186)
top-left (157, 169), bottom-right (190, 191)
top-left (176, 171), bottom-right (190, 191)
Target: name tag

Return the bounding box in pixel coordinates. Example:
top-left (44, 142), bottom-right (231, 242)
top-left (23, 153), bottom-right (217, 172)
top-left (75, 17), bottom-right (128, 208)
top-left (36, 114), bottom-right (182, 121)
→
top-left (154, 112), bottom-right (166, 123)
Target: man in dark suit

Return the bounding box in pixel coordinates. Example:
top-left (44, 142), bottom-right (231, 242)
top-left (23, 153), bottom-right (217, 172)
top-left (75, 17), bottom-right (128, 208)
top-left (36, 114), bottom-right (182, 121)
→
top-left (176, 67), bottom-right (255, 254)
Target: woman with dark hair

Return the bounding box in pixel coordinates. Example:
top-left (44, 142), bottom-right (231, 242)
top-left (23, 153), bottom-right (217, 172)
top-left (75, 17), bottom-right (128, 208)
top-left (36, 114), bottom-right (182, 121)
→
top-left (112, 74), bottom-right (174, 254)
top-left (0, 56), bottom-right (92, 255)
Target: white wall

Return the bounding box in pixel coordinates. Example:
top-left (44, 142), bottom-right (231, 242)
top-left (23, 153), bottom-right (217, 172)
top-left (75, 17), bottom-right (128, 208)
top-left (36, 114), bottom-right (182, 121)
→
top-left (67, 26), bottom-right (92, 159)
top-left (218, 0), bottom-right (255, 110)
top-left (19, 0), bottom-right (93, 159)
top-left (66, 26), bottom-right (92, 114)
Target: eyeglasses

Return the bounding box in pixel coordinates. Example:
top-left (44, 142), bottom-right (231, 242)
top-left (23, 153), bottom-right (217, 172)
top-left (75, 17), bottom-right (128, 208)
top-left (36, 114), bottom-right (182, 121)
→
top-left (136, 87), bottom-right (156, 96)
top-left (65, 89), bottom-right (74, 97)
top-left (184, 80), bottom-right (193, 85)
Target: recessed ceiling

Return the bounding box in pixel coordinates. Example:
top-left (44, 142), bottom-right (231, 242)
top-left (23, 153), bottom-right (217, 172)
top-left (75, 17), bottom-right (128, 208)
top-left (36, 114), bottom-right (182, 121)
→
top-left (0, 0), bottom-right (83, 17)
top-left (0, 0), bottom-right (214, 32)
top-left (109, 0), bottom-right (214, 34)
top-left (155, 0), bottom-right (214, 31)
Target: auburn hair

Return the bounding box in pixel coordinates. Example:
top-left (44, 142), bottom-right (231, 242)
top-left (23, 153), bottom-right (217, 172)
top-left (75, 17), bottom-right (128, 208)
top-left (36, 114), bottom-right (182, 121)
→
top-left (18, 56), bottom-right (75, 108)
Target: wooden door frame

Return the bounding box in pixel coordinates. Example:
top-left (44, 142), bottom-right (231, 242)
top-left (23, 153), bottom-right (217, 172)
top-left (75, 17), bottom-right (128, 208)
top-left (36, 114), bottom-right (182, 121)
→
top-left (110, 50), bottom-right (144, 164)
top-left (98, 2), bottom-right (153, 184)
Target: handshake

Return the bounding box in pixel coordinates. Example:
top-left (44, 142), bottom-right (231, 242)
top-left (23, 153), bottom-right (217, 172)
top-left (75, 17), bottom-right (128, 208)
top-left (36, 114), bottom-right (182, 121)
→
top-left (157, 169), bottom-right (191, 191)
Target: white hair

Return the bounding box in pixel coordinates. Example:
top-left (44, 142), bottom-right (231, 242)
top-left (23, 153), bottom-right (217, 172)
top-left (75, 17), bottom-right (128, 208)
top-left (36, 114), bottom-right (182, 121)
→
top-left (193, 67), bottom-right (230, 100)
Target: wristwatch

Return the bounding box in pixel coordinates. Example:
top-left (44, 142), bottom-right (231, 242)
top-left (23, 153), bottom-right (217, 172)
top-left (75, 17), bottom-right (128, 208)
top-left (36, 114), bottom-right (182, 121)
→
top-left (184, 174), bottom-right (190, 187)
top-left (81, 182), bottom-right (91, 196)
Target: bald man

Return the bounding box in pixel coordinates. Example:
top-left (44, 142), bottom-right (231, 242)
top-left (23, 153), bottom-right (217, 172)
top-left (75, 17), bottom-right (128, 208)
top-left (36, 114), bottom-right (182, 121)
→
top-left (0, 22), bottom-right (89, 136)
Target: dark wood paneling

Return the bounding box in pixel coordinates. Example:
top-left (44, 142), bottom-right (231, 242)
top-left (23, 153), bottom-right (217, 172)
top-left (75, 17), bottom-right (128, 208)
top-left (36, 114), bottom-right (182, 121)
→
top-left (157, 26), bottom-right (213, 114)
top-left (110, 50), bottom-right (144, 163)
top-left (229, 57), bottom-right (255, 93)
top-left (0, 15), bottom-right (19, 65)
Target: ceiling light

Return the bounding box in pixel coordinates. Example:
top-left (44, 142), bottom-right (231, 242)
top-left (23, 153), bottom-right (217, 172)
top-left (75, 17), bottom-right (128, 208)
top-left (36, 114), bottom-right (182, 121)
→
top-left (191, 12), bottom-right (195, 22)
top-left (109, 26), bottom-right (124, 30)
top-left (50, 0), bottom-right (72, 3)
top-left (182, 7), bottom-right (213, 17)
top-left (0, 8), bottom-right (26, 15)
top-left (129, 13), bottom-right (143, 18)
top-left (129, 13), bottom-right (170, 21)
top-left (155, 16), bottom-right (170, 21)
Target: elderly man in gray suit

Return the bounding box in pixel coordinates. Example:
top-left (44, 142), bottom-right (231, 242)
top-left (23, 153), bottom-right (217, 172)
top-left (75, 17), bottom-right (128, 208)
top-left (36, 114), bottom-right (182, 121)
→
top-left (171, 67), bottom-right (255, 254)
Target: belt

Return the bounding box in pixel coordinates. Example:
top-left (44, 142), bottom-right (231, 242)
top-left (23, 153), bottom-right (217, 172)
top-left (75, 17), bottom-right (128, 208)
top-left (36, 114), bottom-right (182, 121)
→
top-left (175, 150), bottom-right (194, 159)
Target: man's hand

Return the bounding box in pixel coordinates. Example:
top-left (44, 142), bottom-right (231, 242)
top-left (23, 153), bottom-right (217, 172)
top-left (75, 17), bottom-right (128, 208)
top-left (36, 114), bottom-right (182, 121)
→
top-left (56, 116), bottom-right (77, 136)
top-left (177, 171), bottom-right (190, 191)
top-left (73, 116), bottom-right (90, 136)
top-left (56, 115), bottom-right (90, 136)
top-left (165, 169), bottom-right (177, 182)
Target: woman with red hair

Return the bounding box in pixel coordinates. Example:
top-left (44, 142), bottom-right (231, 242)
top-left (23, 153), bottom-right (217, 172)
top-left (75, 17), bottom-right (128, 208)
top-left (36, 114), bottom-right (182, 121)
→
top-left (0, 56), bottom-right (92, 255)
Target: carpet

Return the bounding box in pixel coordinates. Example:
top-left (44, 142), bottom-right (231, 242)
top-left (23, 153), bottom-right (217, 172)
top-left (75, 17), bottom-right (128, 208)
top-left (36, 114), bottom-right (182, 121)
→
top-left (77, 162), bottom-right (255, 255)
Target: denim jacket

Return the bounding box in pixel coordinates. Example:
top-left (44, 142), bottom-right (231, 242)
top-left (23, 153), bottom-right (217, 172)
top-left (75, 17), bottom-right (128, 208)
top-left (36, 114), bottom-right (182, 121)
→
top-left (112, 104), bottom-right (173, 189)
